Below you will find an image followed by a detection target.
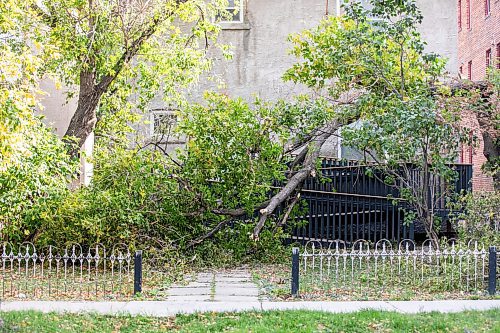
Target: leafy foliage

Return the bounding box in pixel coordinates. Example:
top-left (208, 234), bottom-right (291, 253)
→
top-left (450, 192), bottom-right (500, 246)
top-left (0, 118), bottom-right (78, 242)
top-left (0, 0), bottom-right (59, 170)
top-left (35, 94), bottom-right (323, 264)
top-left (25, 0), bottom-right (231, 152)
top-left (283, 0), bottom-right (469, 241)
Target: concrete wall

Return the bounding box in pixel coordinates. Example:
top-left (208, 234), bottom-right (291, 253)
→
top-left (418, 0), bottom-right (458, 74)
top-left (181, 0), bottom-right (340, 103)
top-left (179, 0), bottom-right (458, 104)
top-left (38, 78), bottom-right (77, 137)
top-left (40, 0), bottom-right (458, 148)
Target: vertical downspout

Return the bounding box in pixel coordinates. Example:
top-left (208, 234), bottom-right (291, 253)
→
top-left (326, 0), bottom-right (329, 15)
top-left (469, 132), bottom-right (473, 164)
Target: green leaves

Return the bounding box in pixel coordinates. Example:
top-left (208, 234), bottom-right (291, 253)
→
top-left (283, 0), bottom-right (469, 240)
top-left (177, 93), bottom-right (288, 214)
top-left (0, 117), bottom-right (78, 242)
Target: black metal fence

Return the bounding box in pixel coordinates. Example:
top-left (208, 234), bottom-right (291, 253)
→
top-left (291, 240), bottom-right (499, 298)
top-left (283, 158), bottom-right (472, 244)
top-left (0, 242), bottom-right (144, 300)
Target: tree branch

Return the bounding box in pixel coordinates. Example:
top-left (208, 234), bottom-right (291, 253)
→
top-left (251, 121), bottom-right (341, 240)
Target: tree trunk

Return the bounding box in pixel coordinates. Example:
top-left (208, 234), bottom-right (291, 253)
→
top-left (64, 72), bottom-right (102, 157)
top-left (482, 131), bottom-right (500, 191)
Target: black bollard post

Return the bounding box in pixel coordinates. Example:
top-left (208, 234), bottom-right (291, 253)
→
top-left (488, 246), bottom-right (496, 296)
top-left (291, 247), bottom-right (300, 297)
top-left (134, 250), bottom-right (143, 295)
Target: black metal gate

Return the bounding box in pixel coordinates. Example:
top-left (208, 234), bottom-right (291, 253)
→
top-left (285, 158), bottom-right (472, 244)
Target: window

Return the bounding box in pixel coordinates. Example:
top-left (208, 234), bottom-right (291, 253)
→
top-left (458, 0), bottom-right (462, 30)
top-left (220, 0), bottom-right (243, 23)
top-left (497, 43), bottom-right (500, 69)
top-left (467, 61), bottom-right (472, 80)
top-left (485, 0), bottom-right (490, 16)
top-left (486, 48), bottom-right (492, 68)
top-left (150, 109), bottom-right (184, 144)
top-left (466, 0), bottom-right (471, 29)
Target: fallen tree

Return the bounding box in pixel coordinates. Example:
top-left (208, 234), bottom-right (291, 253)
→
top-left (136, 0), bottom-right (488, 248)
top-left (33, 1), bottom-right (483, 252)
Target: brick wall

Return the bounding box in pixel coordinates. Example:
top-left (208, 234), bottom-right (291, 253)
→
top-left (459, 112), bottom-right (495, 192)
top-left (458, 0), bottom-right (500, 79)
top-left (457, 0), bottom-right (498, 192)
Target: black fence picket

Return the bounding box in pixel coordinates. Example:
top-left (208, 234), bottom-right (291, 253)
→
top-left (284, 159), bottom-right (472, 245)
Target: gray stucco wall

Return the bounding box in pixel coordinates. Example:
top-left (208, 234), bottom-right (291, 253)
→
top-left (179, 0), bottom-right (457, 105)
top-left (182, 0), bottom-right (340, 103)
top-left (40, 0), bottom-right (457, 154)
top-left (418, 0), bottom-right (457, 74)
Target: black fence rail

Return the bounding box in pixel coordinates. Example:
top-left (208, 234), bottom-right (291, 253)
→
top-left (282, 158), bottom-right (472, 244)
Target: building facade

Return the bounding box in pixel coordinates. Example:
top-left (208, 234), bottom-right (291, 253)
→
top-left (457, 0), bottom-right (499, 80)
top-left (39, 1), bottom-right (461, 178)
top-left (457, 0), bottom-right (498, 191)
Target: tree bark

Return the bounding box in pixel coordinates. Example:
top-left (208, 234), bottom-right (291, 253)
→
top-left (251, 121), bottom-right (340, 240)
top-left (64, 71), bottom-right (102, 156)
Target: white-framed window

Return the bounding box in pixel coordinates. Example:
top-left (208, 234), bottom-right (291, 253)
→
top-left (220, 0), bottom-right (244, 23)
top-left (215, 0), bottom-right (245, 24)
top-left (149, 109), bottom-right (185, 144)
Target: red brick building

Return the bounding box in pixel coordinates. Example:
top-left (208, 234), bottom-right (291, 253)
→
top-left (457, 0), bottom-right (498, 191)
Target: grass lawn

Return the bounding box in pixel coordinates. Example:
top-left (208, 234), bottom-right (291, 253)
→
top-left (0, 309), bottom-right (498, 332)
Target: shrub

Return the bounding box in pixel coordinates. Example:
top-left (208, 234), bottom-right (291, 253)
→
top-left (0, 118), bottom-right (77, 242)
top-left (451, 192), bottom-right (499, 246)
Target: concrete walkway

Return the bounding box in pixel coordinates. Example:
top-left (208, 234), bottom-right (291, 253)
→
top-left (0, 300), bottom-right (499, 316)
top-left (166, 268), bottom-right (262, 302)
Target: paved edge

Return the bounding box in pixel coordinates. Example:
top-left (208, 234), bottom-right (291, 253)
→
top-left (0, 300), bottom-right (499, 317)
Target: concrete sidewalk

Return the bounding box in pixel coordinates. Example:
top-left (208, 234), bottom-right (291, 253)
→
top-left (0, 300), bottom-right (498, 317)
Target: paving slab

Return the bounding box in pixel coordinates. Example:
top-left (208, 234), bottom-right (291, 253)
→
top-left (166, 295), bottom-right (212, 302)
top-left (168, 287), bottom-right (211, 296)
top-left (214, 277), bottom-right (252, 283)
top-left (170, 282), bottom-right (210, 288)
top-left (215, 287), bottom-right (259, 296)
top-left (213, 295), bottom-right (261, 302)
top-left (215, 282), bottom-right (259, 289)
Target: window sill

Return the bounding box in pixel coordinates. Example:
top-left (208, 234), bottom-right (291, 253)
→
top-left (219, 22), bottom-right (251, 30)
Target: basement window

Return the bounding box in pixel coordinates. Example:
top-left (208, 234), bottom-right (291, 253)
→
top-left (150, 109), bottom-right (185, 144)
top-left (217, 0), bottom-right (250, 30)
top-left (222, 0), bottom-right (243, 23)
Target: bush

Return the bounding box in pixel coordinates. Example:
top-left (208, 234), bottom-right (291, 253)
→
top-left (451, 191), bottom-right (500, 246)
top-left (0, 118), bottom-right (77, 242)
top-left (35, 94), bottom-right (311, 266)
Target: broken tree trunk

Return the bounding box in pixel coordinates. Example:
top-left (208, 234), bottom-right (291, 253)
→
top-left (251, 121), bottom-right (341, 240)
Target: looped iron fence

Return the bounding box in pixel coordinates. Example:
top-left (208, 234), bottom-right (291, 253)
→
top-left (0, 242), bottom-right (137, 300)
top-left (292, 239), bottom-right (498, 299)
